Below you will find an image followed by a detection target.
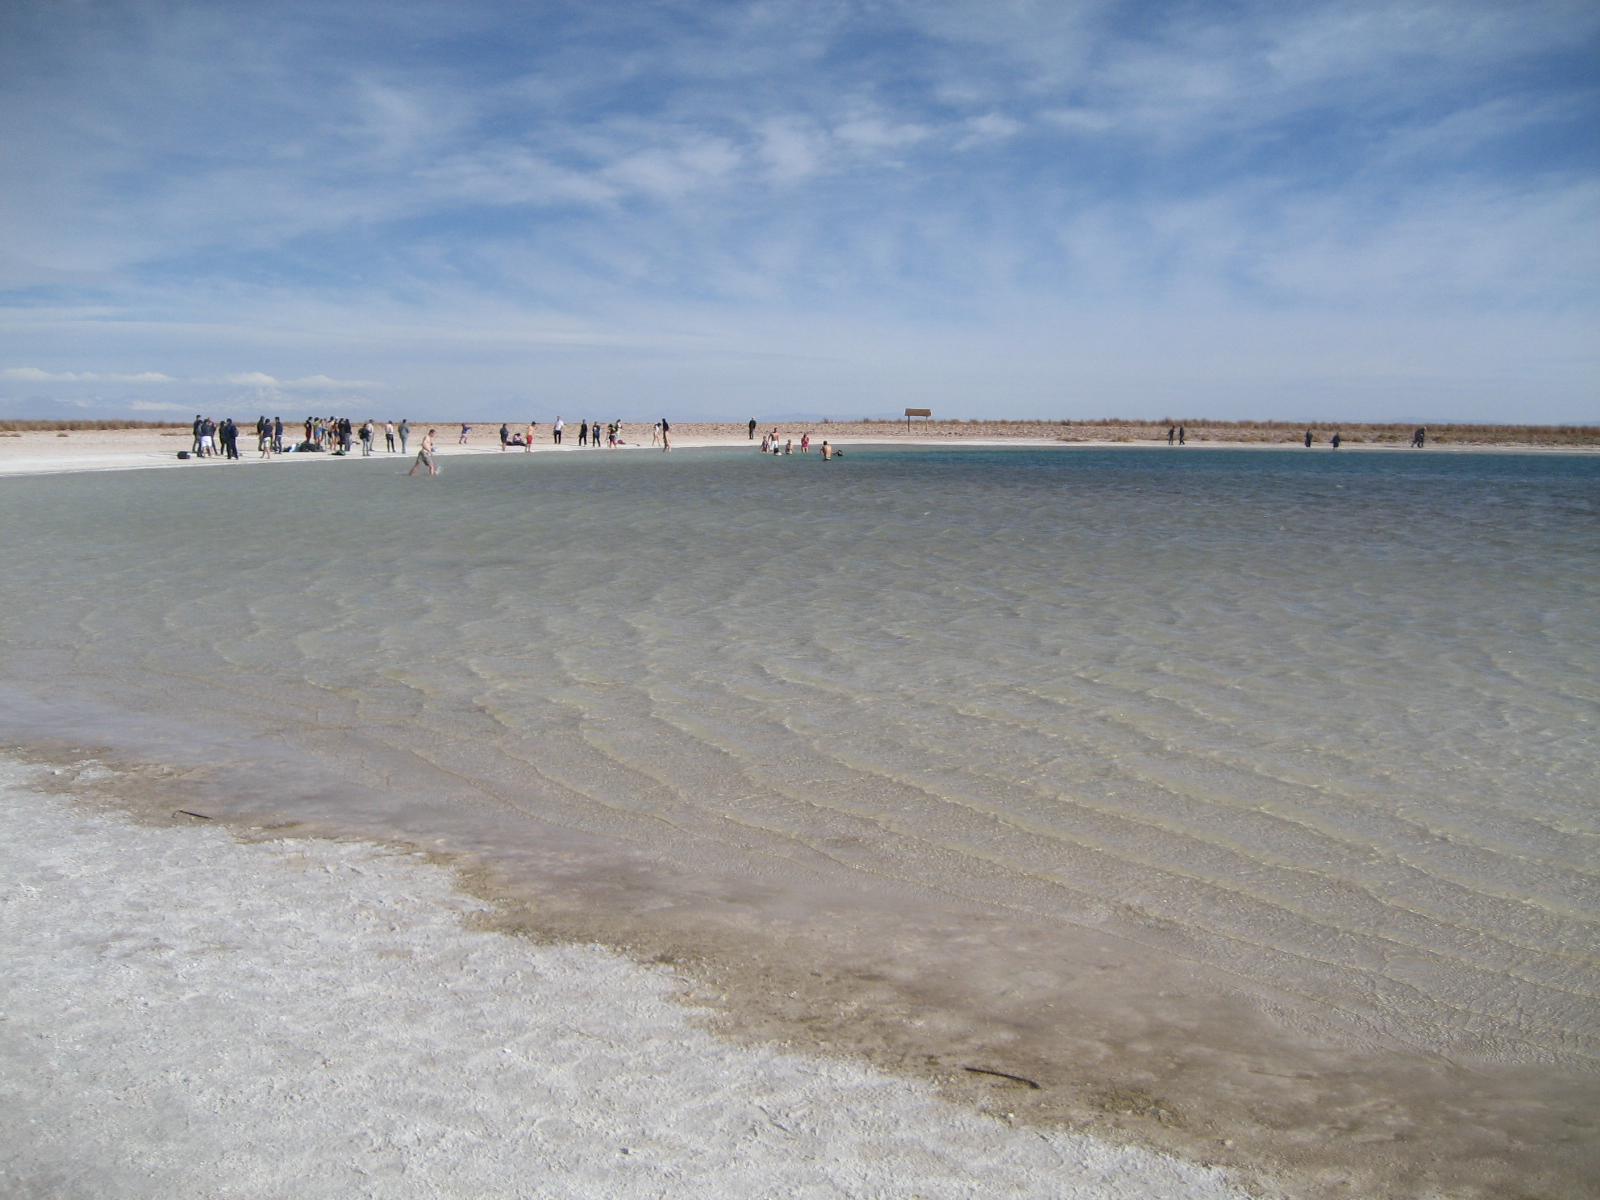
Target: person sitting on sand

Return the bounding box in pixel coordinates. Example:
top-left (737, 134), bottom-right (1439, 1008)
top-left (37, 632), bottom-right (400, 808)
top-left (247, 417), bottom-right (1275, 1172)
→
top-left (409, 429), bottom-right (438, 476)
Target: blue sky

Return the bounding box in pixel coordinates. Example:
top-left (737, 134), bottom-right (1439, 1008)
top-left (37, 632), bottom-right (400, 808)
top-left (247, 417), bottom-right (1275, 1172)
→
top-left (2, 0), bottom-right (1595, 422)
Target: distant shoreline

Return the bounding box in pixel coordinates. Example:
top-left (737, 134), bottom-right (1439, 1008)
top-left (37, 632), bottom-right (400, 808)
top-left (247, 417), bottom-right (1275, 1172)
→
top-left (5, 415), bottom-right (1597, 448)
top-left (2, 421), bottom-right (1597, 480)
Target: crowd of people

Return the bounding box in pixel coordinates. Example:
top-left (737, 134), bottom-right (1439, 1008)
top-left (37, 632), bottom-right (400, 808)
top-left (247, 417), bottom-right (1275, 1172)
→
top-left (180, 414), bottom-right (847, 471)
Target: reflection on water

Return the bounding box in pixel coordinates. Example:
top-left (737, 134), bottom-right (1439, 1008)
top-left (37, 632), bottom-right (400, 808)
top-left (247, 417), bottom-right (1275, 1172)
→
top-left (2, 445), bottom-right (1597, 1191)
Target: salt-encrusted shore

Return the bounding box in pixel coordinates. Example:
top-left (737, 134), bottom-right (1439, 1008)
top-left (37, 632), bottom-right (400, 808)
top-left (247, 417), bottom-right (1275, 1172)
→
top-left (0, 763), bottom-right (1246, 1200)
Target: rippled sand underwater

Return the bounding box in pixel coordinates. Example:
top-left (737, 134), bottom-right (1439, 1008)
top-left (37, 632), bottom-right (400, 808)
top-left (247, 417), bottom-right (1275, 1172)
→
top-left (3, 445), bottom-right (1597, 1192)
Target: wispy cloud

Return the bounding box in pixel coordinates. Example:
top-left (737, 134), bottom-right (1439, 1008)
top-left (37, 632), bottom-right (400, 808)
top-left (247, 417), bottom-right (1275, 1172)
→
top-left (2, 368), bottom-right (177, 383)
top-left (0, 1), bottom-right (1593, 420)
top-left (3, 367), bottom-right (380, 389)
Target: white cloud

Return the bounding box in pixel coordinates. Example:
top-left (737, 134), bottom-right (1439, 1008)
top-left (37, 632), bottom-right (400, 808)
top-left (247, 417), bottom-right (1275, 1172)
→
top-left (129, 400), bottom-right (189, 411)
top-left (1, 367), bottom-right (381, 389)
top-left (1, 367), bottom-right (175, 382)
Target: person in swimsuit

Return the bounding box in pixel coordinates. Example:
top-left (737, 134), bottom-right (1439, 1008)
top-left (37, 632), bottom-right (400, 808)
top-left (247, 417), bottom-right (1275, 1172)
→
top-left (409, 429), bottom-right (438, 476)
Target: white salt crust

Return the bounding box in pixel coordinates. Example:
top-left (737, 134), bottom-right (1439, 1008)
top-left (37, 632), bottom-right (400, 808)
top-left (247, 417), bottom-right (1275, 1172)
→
top-left (0, 774), bottom-right (1244, 1200)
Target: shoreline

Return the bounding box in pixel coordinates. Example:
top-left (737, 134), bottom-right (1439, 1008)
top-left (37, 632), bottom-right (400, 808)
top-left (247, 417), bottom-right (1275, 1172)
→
top-left (0, 754), bottom-right (1249, 1200)
top-left (13, 733), bottom-right (1598, 1200)
top-left (3, 423), bottom-right (1598, 480)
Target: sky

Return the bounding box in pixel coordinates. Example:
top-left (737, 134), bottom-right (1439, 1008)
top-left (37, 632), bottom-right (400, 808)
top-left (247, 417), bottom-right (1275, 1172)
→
top-left (1, 0), bottom-right (1596, 423)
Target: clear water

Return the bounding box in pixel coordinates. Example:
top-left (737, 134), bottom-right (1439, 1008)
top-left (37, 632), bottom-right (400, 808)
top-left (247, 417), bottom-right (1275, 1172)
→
top-left (2, 445), bottom-right (1597, 1187)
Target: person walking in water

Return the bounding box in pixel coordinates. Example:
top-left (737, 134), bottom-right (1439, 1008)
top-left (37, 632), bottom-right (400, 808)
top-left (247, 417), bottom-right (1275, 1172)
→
top-left (408, 428), bottom-right (438, 476)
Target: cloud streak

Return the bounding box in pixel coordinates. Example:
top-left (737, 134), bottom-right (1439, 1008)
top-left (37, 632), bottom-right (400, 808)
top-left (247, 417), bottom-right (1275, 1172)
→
top-left (0, 0), bottom-right (1594, 420)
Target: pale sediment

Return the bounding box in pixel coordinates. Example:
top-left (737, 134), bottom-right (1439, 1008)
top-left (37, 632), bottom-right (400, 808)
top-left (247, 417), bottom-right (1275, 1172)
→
top-left (0, 761), bottom-right (1246, 1200)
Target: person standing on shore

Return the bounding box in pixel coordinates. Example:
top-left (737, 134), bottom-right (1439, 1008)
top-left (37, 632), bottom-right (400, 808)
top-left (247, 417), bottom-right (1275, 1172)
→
top-left (273, 416), bottom-right (283, 453)
top-left (577, 420), bottom-right (588, 447)
top-left (1412, 427), bottom-right (1426, 448)
top-left (1167, 426), bottom-right (1176, 445)
top-left (191, 415), bottom-right (203, 455)
top-left (661, 418), bottom-right (671, 450)
top-left (384, 421), bottom-right (396, 452)
top-left (1178, 426), bottom-right (1186, 445)
top-left (1304, 429), bottom-right (1313, 447)
top-left (525, 421), bottom-right (536, 451)
top-left (748, 418), bottom-right (757, 440)
top-left (398, 419), bottom-right (409, 454)
top-left (223, 418), bottom-right (239, 459)
top-left (408, 428), bottom-right (437, 476)
top-left (499, 423), bottom-right (510, 450)
top-left (259, 419), bottom-right (274, 459)
top-left (1332, 431), bottom-right (1342, 449)
top-left (361, 420), bottom-right (375, 456)
top-left (553, 417), bottom-right (563, 445)
top-left (459, 423), bottom-right (471, 445)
